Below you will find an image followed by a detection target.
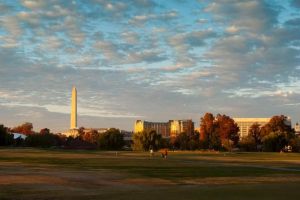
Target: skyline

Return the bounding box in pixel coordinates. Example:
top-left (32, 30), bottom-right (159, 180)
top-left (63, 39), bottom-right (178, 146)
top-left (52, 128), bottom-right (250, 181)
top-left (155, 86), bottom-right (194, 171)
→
top-left (0, 0), bottom-right (300, 132)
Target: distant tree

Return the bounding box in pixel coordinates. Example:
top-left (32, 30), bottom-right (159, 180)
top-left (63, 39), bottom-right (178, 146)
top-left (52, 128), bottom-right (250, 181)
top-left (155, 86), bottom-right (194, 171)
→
top-left (25, 132), bottom-right (61, 148)
top-left (11, 122), bottom-right (33, 135)
top-left (173, 132), bottom-right (200, 150)
top-left (248, 123), bottom-right (262, 151)
top-left (132, 130), bottom-right (162, 151)
top-left (200, 113), bottom-right (239, 150)
top-left (290, 137), bottom-right (300, 152)
top-left (261, 115), bottom-right (293, 137)
top-left (78, 127), bottom-right (85, 139)
top-left (260, 115), bottom-right (294, 152)
top-left (200, 113), bottom-right (214, 140)
top-left (239, 136), bottom-right (256, 151)
top-left (0, 124), bottom-right (13, 146)
top-left (199, 113), bottom-right (215, 148)
top-left (97, 128), bottom-right (124, 150)
top-left (189, 131), bottom-right (200, 150)
top-left (82, 129), bottom-right (99, 144)
top-left (174, 132), bottom-right (189, 150)
top-left (40, 128), bottom-right (50, 134)
top-left (262, 131), bottom-right (290, 152)
top-left (215, 114), bottom-right (240, 149)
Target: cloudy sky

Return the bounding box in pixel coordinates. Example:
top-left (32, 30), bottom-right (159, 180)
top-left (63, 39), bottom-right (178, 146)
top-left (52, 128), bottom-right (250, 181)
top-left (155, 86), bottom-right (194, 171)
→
top-left (0, 0), bottom-right (300, 132)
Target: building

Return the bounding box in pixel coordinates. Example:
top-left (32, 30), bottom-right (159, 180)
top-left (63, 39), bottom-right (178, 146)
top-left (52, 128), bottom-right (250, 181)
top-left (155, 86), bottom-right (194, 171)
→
top-left (169, 119), bottom-right (194, 138)
top-left (295, 122), bottom-right (300, 136)
top-left (134, 120), bottom-right (170, 138)
top-left (233, 118), bottom-right (270, 138)
top-left (120, 130), bottom-right (133, 141)
top-left (83, 128), bottom-right (108, 134)
top-left (134, 119), bottom-right (194, 138)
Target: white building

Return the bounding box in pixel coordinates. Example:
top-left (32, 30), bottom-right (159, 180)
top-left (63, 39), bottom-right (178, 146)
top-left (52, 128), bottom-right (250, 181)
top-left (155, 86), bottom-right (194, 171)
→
top-left (233, 118), bottom-right (270, 138)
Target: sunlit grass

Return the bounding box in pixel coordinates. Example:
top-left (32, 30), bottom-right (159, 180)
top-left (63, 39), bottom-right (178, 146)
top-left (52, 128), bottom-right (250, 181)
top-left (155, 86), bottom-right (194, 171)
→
top-left (1, 148), bottom-right (300, 199)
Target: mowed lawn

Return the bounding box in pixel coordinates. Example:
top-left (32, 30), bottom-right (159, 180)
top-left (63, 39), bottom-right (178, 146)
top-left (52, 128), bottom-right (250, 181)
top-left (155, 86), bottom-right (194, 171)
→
top-left (1, 148), bottom-right (300, 200)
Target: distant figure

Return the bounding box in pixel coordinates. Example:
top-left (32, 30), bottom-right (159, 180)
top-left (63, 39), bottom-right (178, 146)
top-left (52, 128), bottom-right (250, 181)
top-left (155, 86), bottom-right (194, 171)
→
top-left (150, 149), bottom-right (154, 157)
top-left (164, 149), bottom-right (168, 159)
top-left (161, 149), bottom-right (168, 159)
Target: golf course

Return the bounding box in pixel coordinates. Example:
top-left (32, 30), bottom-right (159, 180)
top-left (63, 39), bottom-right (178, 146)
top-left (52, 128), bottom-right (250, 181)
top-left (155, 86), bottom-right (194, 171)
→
top-left (1, 148), bottom-right (300, 200)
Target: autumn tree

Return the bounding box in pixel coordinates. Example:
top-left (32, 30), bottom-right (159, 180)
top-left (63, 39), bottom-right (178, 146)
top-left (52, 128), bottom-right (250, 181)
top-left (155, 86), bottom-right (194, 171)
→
top-left (261, 115), bottom-right (293, 137)
top-left (199, 113), bottom-right (215, 148)
top-left (200, 113), bottom-right (239, 150)
top-left (82, 129), bottom-right (99, 144)
top-left (11, 122), bottom-right (33, 135)
top-left (215, 114), bottom-right (240, 147)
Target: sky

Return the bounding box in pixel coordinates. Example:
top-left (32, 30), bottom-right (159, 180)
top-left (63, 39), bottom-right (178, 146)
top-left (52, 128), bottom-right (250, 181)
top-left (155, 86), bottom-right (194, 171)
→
top-left (0, 0), bottom-right (300, 132)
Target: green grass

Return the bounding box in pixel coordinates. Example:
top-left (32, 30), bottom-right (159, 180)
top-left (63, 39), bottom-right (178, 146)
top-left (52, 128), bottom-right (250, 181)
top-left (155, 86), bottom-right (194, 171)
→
top-left (1, 148), bottom-right (300, 199)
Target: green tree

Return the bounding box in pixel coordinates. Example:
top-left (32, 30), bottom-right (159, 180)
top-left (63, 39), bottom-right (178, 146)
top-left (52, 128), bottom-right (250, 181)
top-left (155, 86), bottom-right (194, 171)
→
top-left (260, 115), bottom-right (294, 152)
top-left (132, 130), bottom-right (162, 151)
top-left (97, 128), bottom-right (124, 150)
top-left (262, 131), bottom-right (290, 152)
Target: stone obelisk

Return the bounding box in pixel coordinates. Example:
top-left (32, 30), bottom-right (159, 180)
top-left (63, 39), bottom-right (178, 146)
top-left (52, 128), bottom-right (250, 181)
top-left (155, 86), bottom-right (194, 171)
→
top-left (70, 86), bottom-right (77, 129)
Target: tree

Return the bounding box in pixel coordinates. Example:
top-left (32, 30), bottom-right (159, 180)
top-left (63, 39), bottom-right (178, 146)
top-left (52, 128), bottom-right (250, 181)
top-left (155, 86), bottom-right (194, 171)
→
top-left (260, 115), bottom-right (294, 152)
top-left (248, 123), bottom-right (262, 151)
top-left (262, 131), bottom-right (290, 152)
top-left (261, 115), bottom-right (293, 137)
top-left (25, 132), bottom-right (62, 148)
top-left (200, 113), bottom-right (239, 150)
top-left (82, 129), bottom-right (99, 144)
top-left (199, 113), bottom-right (215, 149)
top-left (11, 122), bottom-right (33, 135)
top-left (132, 130), bottom-right (162, 151)
top-left (97, 128), bottom-right (124, 150)
top-left (215, 114), bottom-right (240, 148)
top-left (0, 124), bottom-right (13, 146)
top-left (40, 128), bottom-right (50, 134)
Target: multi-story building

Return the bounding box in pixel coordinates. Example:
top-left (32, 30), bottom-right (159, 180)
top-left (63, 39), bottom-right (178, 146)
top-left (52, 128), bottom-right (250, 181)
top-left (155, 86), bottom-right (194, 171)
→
top-left (169, 120), bottom-right (194, 138)
top-left (134, 119), bottom-right (194, 138)
top-left (134, 120), bottom-right (170, 138)
top-left (233, 118), bottom-right (270, 138)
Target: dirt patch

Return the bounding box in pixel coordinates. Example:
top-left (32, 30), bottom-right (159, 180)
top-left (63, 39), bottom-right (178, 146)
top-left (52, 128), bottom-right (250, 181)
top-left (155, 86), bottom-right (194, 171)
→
top-left (0, 175), bottom-right (68, 185)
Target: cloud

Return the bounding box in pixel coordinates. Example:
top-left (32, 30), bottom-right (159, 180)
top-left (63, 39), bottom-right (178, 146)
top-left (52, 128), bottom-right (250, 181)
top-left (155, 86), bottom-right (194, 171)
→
top-left (129, 10), bottom-right (179, 25)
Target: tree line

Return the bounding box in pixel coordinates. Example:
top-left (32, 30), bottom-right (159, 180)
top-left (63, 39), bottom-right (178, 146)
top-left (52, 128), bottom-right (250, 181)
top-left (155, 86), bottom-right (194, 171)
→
top-left (0, 123), bottom-right (125, 150)
top-left (1, 113), bottom-right (300, 152)
top-left (132, 114), bottom-right (300, 152)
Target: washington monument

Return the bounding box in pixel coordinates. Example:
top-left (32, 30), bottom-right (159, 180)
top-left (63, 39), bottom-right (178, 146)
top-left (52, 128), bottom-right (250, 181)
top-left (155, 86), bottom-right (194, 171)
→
top-left (70, 86), bottom-right (77, 129)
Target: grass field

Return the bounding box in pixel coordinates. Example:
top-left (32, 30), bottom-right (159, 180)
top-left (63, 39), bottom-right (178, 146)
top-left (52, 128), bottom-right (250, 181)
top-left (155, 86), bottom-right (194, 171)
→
top-left (1, 148), bottom-right (300, 200)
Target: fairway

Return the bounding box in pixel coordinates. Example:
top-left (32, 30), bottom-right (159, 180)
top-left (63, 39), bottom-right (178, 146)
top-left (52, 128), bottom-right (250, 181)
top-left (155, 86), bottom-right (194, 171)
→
top-left (1, 149), bottom-right (300, 200)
